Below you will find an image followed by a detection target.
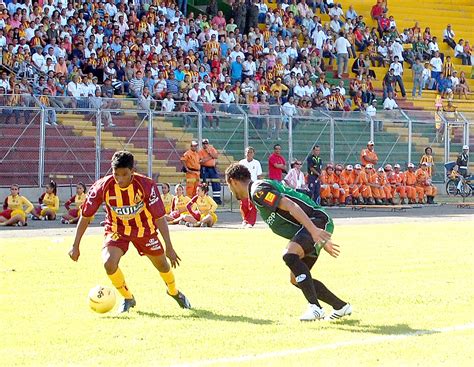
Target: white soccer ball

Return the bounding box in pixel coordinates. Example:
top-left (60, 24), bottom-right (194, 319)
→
top-left (88, 285), bottom-right (116, 314)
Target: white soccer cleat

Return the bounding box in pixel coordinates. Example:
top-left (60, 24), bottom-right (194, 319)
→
top-left (325, 303), bottom-right (352, 321)
top-left (300, 303), bottom-right (325, 321)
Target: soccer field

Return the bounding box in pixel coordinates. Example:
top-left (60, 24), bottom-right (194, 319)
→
top-left (1, 219), bottom-right (473, 366)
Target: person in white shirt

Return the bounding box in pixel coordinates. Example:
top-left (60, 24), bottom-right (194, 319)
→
top-left (188, 83), bottom-right (200, 102)
top-left (389, 56), bottom-right (406, 97)
top-left (161, 92), bottom-right (176, 112)
top-left (330, 16), bottom-right (341, 33)
top-left (242, 55), bottom-right (257, 78)
top-left (312, 25), bottom-right (327, 51)
top-left (284, 159), bottom-right (307, 190)
top-left (219, 85), bottom-right (236, 113)
top-left (383, 92), bottom-right (399, 110)
top-left (32, 47), bottom-right (46, 70)
top-left (443, 24), bottom-right (456, 49)
top-left (293, 80), bottom-right (306, 99)
top-left (334, 31), bottom-right (350, 78)
top-left (430, 51), bottom-right (443, 86)
top-left (238, 146), bottom-right (262, 227)
top-left (454, 39), bottom-right (470, 65)
top-left (390, 39), bottom-right (403, 60)
top-left (450, 71), bottom-right (460, 90)
top-left (304, 81), bottom-right (315, 97)
top-left (366, 99), bottom-right (382, 131)
top-left (345, 5), bottom-right (357, 20)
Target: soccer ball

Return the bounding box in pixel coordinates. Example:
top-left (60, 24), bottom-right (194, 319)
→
top-left (88, 285), bottom-right (116, 313)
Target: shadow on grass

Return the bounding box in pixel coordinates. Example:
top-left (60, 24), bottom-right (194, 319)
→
top-left (136, 308), bottom-right (274, 325)
top-left (330, 319), bottom-right (435, 335)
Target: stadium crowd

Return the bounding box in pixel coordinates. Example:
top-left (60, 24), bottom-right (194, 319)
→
top-left (0, 0), bottom-right (471, 128)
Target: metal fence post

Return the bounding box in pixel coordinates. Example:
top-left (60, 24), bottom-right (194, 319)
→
top-left (444, 121), bottom-right (449, 180)
top-left (95, 107), bottom-right (102, 181)
top-left (38, 105), bottom-right (46, 188)
top-left (148, 109), bottom-right (153, 178)
top-left (197, 107), bottom-right (203, 149)
top-left (288, 115), bottom-right (293, 160)
top-left (370, 116), bottom-right (374, 143)
top-left (243, 111), bottom-right (249, 151)
top-left (329, 117), bottom-right (335, 163)
top-left (407, 118), bottom-right (412, 164)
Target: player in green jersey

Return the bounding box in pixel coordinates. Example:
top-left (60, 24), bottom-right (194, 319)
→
top-left (225, 163), bottom-right (352, 321)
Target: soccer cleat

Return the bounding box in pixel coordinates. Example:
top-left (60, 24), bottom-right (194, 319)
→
top-left (325, 303), bottom-right (352, 321)
top-left (117, 297), bottom-right (136, 313)
top-left (300, 303), bottom-right (325, 321)
top-left (167, 291), bottom-right (191, 309)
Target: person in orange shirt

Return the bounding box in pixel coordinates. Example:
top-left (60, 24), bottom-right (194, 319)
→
top-left (198, 138), bottom-right (222, 204)
top-left (334, 164), bottom-right (349, 205)
top-left (368, 167), bottom-right (386, 204)
top-left (404, 163), bottom-right (423, 204)
top-left (389, 164), bottom-right (408, 204)
top-left (319, 164), bottom-right (337, 206)
top-left (341, 165), bottom-right (360, 204)
top-left (358, 164), bottom-right (375, 204)
top-left (379, 167), bottom-right (394, 204)
top-left (181, 141), bottom-right (201, 197)
top-left (415, 162), bottom-right (437, 204)
top-left (360, 141), bottom-right (379, 167)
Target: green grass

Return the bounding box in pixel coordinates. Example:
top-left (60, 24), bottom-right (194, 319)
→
top-left (1, 220), bottom-right (473, 366)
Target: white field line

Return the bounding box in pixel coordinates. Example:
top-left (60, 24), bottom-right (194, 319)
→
top-left (169, 322), bottom-right (474, 367)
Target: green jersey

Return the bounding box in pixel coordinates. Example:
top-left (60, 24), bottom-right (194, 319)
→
top-left (249, 179), bottom-right (334, 240)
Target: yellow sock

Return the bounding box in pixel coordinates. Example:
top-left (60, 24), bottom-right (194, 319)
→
top-left (160, 270), bottom-right (178, 296)
top-left (108, 268), bottom-right (133, 299)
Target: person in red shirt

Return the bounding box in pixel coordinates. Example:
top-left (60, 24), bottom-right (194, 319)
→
top-left (371, 1), bottom-right (384, 20)
top-left (68, 151), bottom-right (191, 313)
top-left (268, 144), bottom-right (287, 180)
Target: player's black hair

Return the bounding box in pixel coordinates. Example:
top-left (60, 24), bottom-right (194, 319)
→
top-left (47, 180), bottom-right (57, 195)
top-left (312, 145), bottom-right (320, 150)
top-left (225, 164), bottom-right (251, 182)
top-left (198, 183), bottom-right (209, 194)
top-left (111, 151), bottom-right (134, 170)
top-left (77, 182), bottom-right (86, 192)
top-left (273, 144), bottom-right (281, 150)
top-left (425, 146), bottom-right (432, 154)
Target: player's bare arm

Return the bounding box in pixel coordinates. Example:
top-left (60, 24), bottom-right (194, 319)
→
top-left (68, 215), bottom-right (92, 261)
top-left (155, 216), bottom-right (181, 268)
top-left (277, 196), bottom-right (331, 244)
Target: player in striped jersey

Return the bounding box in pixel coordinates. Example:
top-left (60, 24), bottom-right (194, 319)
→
top-left (68, 151), bottom-right (191, 313)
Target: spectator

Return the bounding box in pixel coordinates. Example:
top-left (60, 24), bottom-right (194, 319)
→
top-left (412, 58), bottom-right (424, 98)
top-left (383, 91), bottom-right (399, 110)
top-left (268, 144), bottom-right (287, 181)
top-left (39, 88), bottom-right (58, 126)
top-left (420, 147), bottom-right (434, 177)
top-left (129, 71), bottom-right (145, 98)
top-left (454, 39), bottom-right (471, 65)
top-left (389, 56), bottom-right (406, 98)
top-left (162, 92), bottom-right (176, 113)
top-left (284, 159), bottom-right (307, 190)
top-left (443, 24), bottom-right (456, 49)
top-left (183, 184), bottom-right (218, 228)
top-left (0, 184), bottom-right (34, 227)
top-left (180, 141), bottom-right (201, 198)
top-left (335, 31), bottom-right (351, 78)
top-left (198, 139), bottom-right (222, 205)
top-left (382, 68), bottom-right (396, 101)
top-left (238, 146), bottom-right (262, 228)
top-left (456, 71), bottom-right (470, 99)
top-left (366, 99), bottom-right (382, 132)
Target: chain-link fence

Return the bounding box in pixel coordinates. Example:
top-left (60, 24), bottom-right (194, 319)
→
top-left (0, 96), bottom-right (471, 187)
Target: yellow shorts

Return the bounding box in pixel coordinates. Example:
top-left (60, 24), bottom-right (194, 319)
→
top-left (11, 209), bottom-right (26, 222)
top-left (200, 212), bottom-right (218, 225)
top-left (40, 208), bottom-right (57, 217)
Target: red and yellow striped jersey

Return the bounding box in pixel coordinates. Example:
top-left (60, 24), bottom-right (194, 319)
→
top-left (81, 173), bottom-right (165, 238)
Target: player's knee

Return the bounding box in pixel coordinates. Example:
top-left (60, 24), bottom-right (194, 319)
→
top-left (283, 253), bottom-right (299, 267)
top-left (103, 258), bottom-right (118, 274)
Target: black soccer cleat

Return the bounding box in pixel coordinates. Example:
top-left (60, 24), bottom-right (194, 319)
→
top-left (117, 296), bottom-right (136, 313)
top-left (167, 290), bottom-right (192, 309)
